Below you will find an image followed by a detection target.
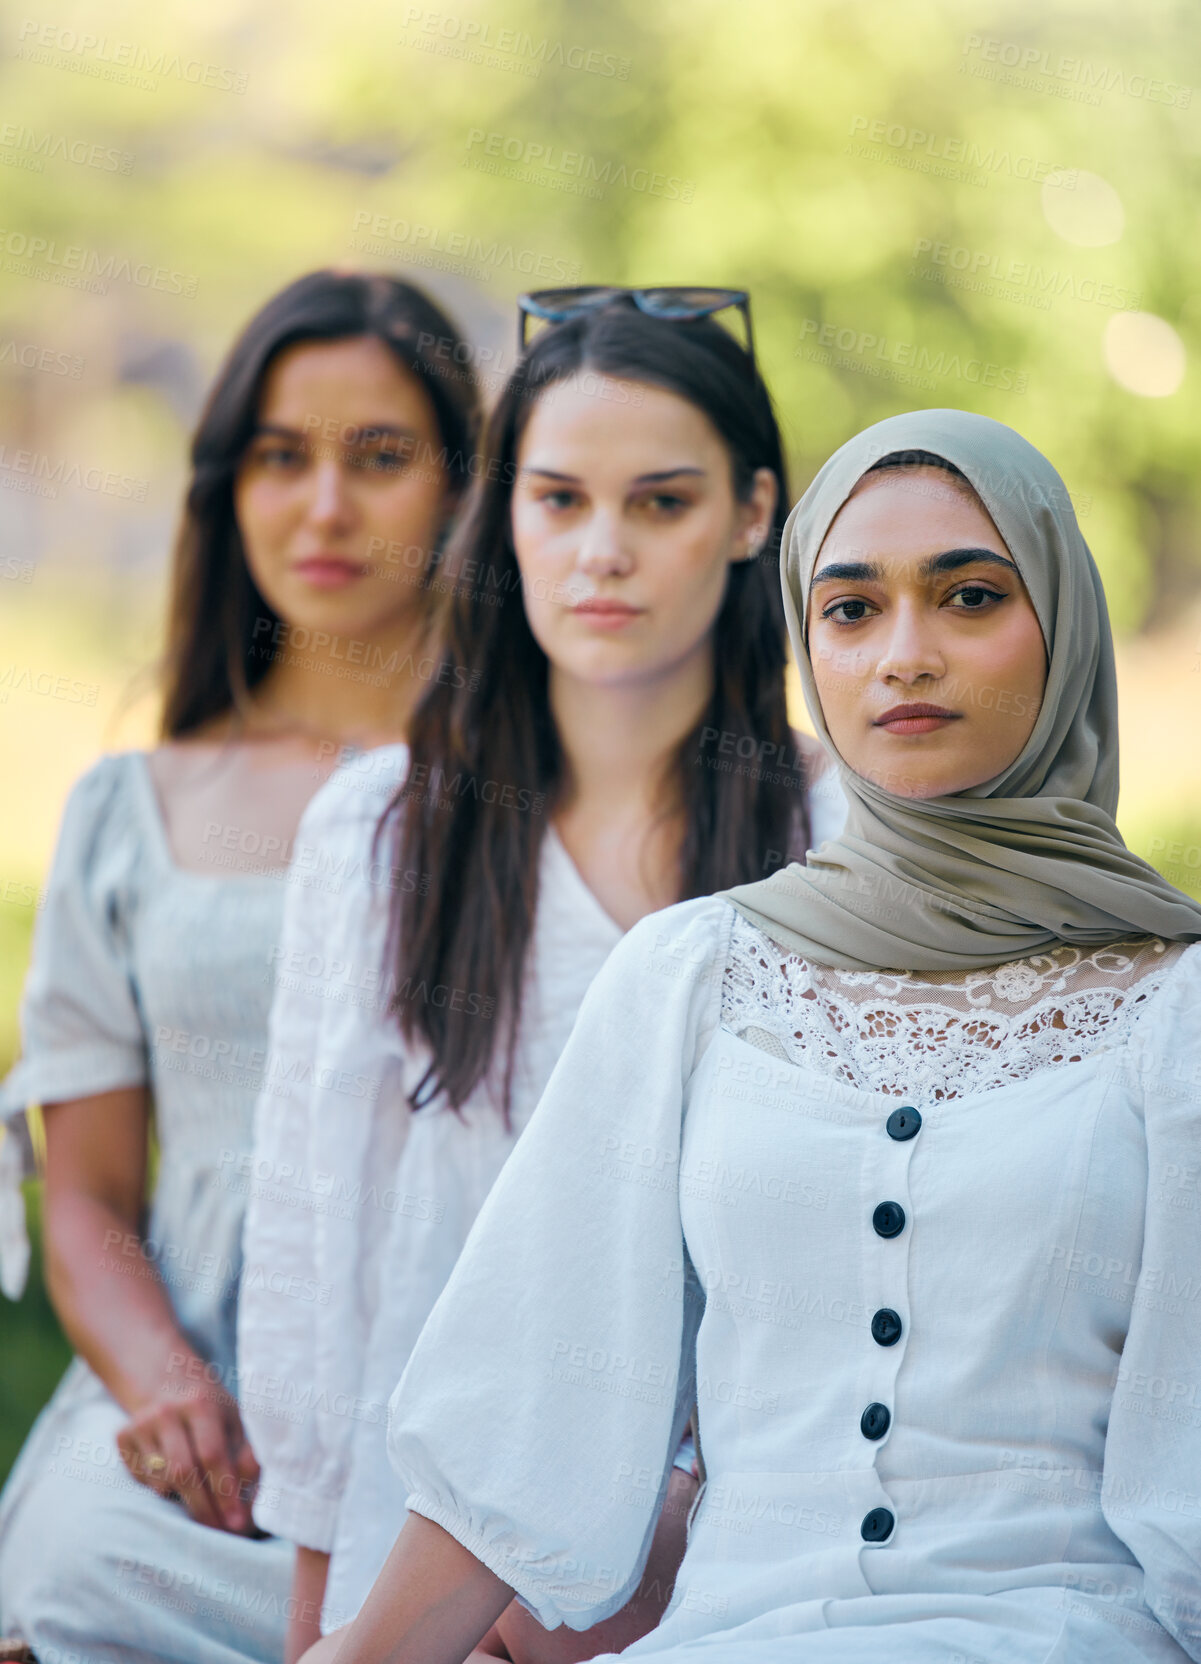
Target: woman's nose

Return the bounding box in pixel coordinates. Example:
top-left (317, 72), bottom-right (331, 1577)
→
top-left (575, 510), bottom-right (634, 577)
top-left (875, 603), bottom-right (945, 685)
top-left (306, 460), bottom-right (356, 530)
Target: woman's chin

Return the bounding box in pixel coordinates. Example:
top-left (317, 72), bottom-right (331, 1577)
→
top-left (851, 759), bottom-right (990, 800)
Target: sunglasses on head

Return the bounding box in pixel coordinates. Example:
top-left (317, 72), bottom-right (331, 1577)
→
top-left (517, 285), bottom-right (755, 363)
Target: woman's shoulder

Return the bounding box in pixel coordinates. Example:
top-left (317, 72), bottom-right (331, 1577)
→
top-left (51, 750), bottom-right (149, 869)
top-left (607, 893), bottom-right (737, 994)
top-left (61, 746), bottom-right (143, 802)
top-left (295, 741), bottom-right (411, 842)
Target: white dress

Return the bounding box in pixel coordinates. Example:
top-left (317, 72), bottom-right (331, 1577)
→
top-left (388, 893), bottom-right (1201, 1662)
top-left (0, 753), bottom-right (292, 1662)
top-left (238, 744), bottom-right (845, 1631)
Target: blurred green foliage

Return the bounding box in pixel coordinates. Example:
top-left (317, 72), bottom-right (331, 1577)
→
top-left (0, 0), bottom-right (1197, 625)
top-left (2, 0), bottom-right (1200, 1481)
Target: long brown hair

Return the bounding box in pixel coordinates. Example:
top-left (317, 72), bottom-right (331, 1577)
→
top-left (158, 270), bottom-right (481, 738)
top-left (378, 302), bottom-right (808, 1117)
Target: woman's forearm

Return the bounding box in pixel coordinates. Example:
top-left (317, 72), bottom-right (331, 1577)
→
top-left (287, 1547), bottom-right (331, 1664)
top-left (331, 1513), bottom-right (514, 1664)
top-left (45, 1187), bottom-right (196, 1411)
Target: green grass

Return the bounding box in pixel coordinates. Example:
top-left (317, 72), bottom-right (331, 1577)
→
top-left (0, 1182), bottom-right (72, 1482)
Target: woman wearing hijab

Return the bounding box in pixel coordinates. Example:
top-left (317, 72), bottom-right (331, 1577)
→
top-left (304, 409), bottom-right (1201, 1664)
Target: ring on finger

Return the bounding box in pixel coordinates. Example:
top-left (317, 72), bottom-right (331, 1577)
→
top-left (145, 1452), bottom-right (168, 1476)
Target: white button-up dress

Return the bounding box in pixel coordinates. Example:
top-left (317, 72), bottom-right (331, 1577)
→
top-left (239, 745), bottom-right (847, 1629)
top-left (388, 894), bottom-right (1201, 1661)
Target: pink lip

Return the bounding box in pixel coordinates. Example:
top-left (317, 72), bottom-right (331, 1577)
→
top-left (292, 557), bottom-right (367, 590)
top-left (873, 703), bottom-right (962, 736)
top-left (571, 599), bottom-right (644, 629)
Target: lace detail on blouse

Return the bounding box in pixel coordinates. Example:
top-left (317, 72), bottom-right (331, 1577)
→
top-left (721, 913), bottom-right (1186, 1100)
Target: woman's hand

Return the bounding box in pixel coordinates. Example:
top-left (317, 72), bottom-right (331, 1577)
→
top-left (116, 1366), bottom-right (259, 1533)
top-left (41, 1087), bottom-right (259, 1534)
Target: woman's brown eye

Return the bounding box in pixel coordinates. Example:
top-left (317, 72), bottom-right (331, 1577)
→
top-left (822, 599), bottom-right (871, 623)
top-left (256, 445), bottom-right (304, 469)
top-left (951, 586), bottom-right (1004, 609)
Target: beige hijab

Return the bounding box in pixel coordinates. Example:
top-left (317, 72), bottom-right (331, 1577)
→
top-left (721, 409), bottom-right (1201, 970)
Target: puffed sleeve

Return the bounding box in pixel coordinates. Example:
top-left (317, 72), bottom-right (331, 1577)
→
top-left (387, 894), bottom-right (731, 1633)
top-left (0, 755), bottom-right (147, 1299)
top-left (239, 745), bottom-right (410, 1551)
top-left (1102, 943), bottom-right (1201, 1659)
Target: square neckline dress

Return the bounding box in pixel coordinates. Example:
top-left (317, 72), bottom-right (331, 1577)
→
top-left (0, 751), bottom-right (294, 1662)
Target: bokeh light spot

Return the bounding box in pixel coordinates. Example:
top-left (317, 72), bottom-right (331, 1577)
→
top-left (1103, 311), bottom-right (1186, 397)
top-left (1041, 170), bottom-right (1124, 247)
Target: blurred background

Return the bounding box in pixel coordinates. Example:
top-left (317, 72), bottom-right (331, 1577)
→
top-left (1, 0), bottom-right (1199, 1477)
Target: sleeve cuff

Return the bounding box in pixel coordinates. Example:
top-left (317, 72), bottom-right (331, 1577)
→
top-left (403, 1494), bottom-right (636, 1634)
top-left (404, 1496), bottom-right (570, 1631)
top-left (0, 1046), bottom-right (146, 1118)
top-left (0, 1126), bottom-right (30, 1301)
top-left (251, 1475), bottom-right (341, 1552)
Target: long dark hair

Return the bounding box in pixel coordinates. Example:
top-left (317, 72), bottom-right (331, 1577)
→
top-left (380, 302), bottom-right (808, 1118)
top-left (159, 270), bottom-right (481, 738)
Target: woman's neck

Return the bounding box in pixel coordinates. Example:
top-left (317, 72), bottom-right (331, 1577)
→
top-left (550, 650), bottom-right (713, 820)
top-left (547, 649), bottom-right (715, 929)
top-left (242, 606), bottom-right (434, 749)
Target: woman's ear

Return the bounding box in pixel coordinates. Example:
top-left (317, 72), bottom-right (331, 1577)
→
top-left (733, 467), bottom-right (779, 563)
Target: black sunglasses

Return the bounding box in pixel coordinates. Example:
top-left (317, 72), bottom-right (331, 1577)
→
top-left (517, 285), bottom-right (755, 362)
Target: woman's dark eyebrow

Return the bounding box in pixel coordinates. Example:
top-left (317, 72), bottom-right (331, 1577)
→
top-left (519, 466), bottom-right (706, 484)
top-left (809, 549), bottom-right (1018, 591)
top-left (809, 559), bottom-right (882, 590)
top-left (251, 421), bottom-right (419, 442)
top-left (631, 467), bottom-right (706, 485)
top-left (918, 548), bottom-right (1019, 577)
top-left (251, 422), bottom-right (304, 440)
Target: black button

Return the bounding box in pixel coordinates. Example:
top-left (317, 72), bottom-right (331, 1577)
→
top-left (860, 1402), bottom-right (891, 1440)
top-left (860, 1506), bottom-right (895, 1542)
top-left (871, 1307), bottom-right (902, 1346)
top-left (886, 1106), bottom-right (921, 1141)
top-left (873, 1201), bottom-right (906, 1239)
